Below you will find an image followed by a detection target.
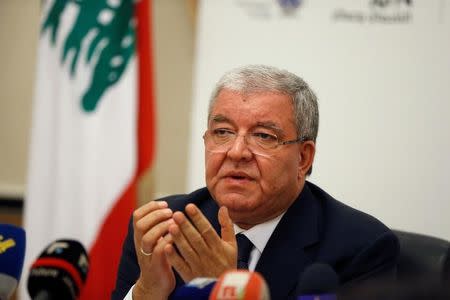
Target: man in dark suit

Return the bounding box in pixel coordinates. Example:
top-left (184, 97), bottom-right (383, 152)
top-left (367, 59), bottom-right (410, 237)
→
top-left (112, 65), bottom-right (399, 300)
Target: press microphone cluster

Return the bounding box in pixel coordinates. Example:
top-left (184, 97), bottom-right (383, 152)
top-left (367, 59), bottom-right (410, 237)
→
top-left (172, 263), bottom-right (342, 300)
top-left (0, 224), bottom-right (26, 300)
top-left (27, 239), bottom-right (89, 300)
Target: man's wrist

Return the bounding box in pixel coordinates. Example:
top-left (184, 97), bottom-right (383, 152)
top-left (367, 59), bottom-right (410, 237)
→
top-left (132, 279), bottom-right (167, 300)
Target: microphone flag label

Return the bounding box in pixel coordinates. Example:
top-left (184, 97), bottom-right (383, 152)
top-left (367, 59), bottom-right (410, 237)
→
top-left (0, 236), bottom-right (16, 254)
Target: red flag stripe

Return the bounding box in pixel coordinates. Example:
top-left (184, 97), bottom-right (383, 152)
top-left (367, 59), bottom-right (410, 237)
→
top-left (136, 0), bottom-right (156, 174)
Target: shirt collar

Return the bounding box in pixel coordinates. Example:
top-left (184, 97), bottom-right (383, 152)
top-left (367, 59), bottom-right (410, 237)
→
top-left (233, 212), bottom-right (286, 254)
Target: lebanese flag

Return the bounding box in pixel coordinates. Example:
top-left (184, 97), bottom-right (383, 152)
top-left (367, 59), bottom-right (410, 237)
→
top-left (22, 0), bottom-right (154, 299)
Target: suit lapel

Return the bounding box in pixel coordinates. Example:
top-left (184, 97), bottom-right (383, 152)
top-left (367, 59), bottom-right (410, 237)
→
top-left (202, 195), bottom-right (221, 234)
top-left (255, 184), bottom-right (321, 299)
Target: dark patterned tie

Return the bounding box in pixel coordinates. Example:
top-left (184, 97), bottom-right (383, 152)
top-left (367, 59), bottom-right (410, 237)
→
top-left (236, 233), bottom-right (253, 269)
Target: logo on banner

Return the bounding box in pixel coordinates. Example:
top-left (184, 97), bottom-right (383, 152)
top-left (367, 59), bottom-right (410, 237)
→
top-left (332, 0), bottom-right (413, 24)
top-left (278, 0), bottom-right (303, 15)
top-left (235, 0), bottom-right (304, 19)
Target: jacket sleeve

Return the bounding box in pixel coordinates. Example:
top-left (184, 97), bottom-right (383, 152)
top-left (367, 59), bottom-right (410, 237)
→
top-left (111, 217), bottom-right (140, 300)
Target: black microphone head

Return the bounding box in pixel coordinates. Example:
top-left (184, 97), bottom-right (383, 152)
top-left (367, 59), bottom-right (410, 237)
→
top-left (296, 263), bottom-right (339, 295)
top-left (27, 239), bottom-right (89, 300)
top-left (338, 277), bottom-right (450, 300)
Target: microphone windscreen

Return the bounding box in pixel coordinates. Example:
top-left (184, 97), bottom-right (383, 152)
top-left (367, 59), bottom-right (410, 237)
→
top-left (0, 223), bottom-right (26, 300)
top-left (173, 277), bottom-right (216, 300)
top-left (296, 263), bottom-right (339, 295)
top-left (209, 270), bottom-right (270, 300)
top-left (338, 277), bottom-right (450, 300)
top-left (27, 239), bottom-right (89, 300)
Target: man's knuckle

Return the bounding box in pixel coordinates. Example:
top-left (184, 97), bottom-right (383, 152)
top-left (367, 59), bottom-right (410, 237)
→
top-left (134, 219), bottom-right (146, 233)
top-left (132, 210), bottom-right (142, 222)
top-left (141, 234), bottom-right (153, 247)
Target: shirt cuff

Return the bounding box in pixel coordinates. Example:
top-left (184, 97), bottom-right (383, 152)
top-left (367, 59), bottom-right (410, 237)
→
top-left (123, 284), bottom-right (135, 300)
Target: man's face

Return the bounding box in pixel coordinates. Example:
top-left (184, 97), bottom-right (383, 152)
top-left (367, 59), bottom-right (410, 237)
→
top-left (205, 89), bottom-right (308, 228)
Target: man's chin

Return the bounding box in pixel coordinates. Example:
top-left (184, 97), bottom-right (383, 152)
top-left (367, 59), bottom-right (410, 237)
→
top-left (215, 192), bottom-right (256, 211)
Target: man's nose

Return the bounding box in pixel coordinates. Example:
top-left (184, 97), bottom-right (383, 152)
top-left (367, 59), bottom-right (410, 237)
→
top-left (227, 134), bottom-right (253, 161)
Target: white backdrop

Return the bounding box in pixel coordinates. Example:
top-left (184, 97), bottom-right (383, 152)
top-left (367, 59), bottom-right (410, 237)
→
top-left (187, 0), bottom-right (450, 240)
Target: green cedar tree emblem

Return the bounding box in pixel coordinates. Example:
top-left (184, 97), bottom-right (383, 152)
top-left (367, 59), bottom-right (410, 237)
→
top-left (42, 0), bottom-right (135, 112)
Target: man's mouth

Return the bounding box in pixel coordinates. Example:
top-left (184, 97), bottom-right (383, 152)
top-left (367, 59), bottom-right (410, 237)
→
top-left (230, 175), bottom-right (247, 180)
top-left (224, 172), bottom-right (253, 181)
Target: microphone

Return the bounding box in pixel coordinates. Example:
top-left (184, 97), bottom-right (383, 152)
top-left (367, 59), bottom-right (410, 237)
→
top-left (209, 269), bottom-right (270, 300)
top-left (296, 263), bottom-right (339, 300)
top-left (173, 277), bottom-right (217, 299)
top-left (337, 277), bottom-right (450, 300)
top-left (27, 239), bottom-right (89, 300)
top-left (0, 224), bottom-right (26, 300)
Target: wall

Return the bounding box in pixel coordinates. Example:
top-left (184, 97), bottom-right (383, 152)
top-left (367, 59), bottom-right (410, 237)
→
top-left (0, 1), bottom-right (38, 200)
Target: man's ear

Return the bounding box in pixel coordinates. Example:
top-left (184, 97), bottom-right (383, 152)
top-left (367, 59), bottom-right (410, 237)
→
top-left (298, 141), bottom-right (316, 179)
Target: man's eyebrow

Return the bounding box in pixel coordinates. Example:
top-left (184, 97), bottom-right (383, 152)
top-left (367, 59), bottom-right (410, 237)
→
top-left (209, 116), bottom-right (285, 135)
top-left (210, 114), bottom-right (231, 123)
top-left (255, 121), bottom-right (284, 135)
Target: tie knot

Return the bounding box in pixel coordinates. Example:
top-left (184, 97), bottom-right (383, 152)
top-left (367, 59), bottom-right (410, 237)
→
top-left (236, 233), bottom-right (253, 269)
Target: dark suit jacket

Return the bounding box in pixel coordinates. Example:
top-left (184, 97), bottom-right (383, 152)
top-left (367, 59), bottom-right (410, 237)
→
top-left (112, 181), bottom-right (399, 299)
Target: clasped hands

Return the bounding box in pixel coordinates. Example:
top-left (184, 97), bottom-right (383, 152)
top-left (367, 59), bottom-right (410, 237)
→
top-left (132, 201), bottom-right (237, 300)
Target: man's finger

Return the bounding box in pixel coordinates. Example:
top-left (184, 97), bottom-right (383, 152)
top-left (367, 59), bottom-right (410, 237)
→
top-left (168, 219), bottom-right (200, 264)
top-left (133, 200), bottom-right (168, 222)
top-left (136, 207), bottom-right (173, 233)
top-left (141, 218), bottom-right (174, 253)
top-left (218, 206), bottom-right (236, 246)
top-left (173, 209), bottom-right (211, 256)
top-left (152, 234), bottom-right (172, 258)
top-left (164, 243), bottom-right (192, 282)
top-left (185, 203), bottom-right (220, 248)
top-left (133, 201), bottom-right (170, 255)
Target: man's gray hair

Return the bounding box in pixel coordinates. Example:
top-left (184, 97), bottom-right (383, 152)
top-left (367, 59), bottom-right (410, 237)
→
top-left (208, 64), bottom-right (319, 143)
